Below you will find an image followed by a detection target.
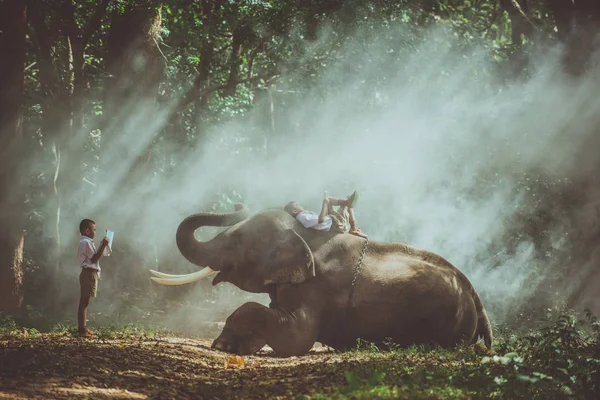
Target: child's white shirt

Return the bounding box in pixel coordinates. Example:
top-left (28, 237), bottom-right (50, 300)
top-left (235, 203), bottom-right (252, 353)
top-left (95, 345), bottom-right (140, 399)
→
top-left (78, 235), bottom-right (101, 278)
top-left (296, 210), bottom-right (333, 231)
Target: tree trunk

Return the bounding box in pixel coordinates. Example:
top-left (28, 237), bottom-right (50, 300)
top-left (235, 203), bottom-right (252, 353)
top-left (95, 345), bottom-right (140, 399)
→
top-left (105, 3), bottom-right (164, 119)
top-left (305, 0), bottom-right (345, 41)
top-left (28, 1), bottom-right (71, 273)
top-left (224, 27), bottom-right (244, 97)
top-left (57, 0), bottom-right (111, 269)
top-left (61, 0), bottom-right (109, 136)
top-left (27, 0), bottom-right (110, 277)
top-left (547, 0), bottom-right (600, 76)
top-left (500, 0), bottom-right (532, 45)
top-left (97, 3), bottom-right (164, 225)
top-left (0, 0), bottom-right (27, 312)
top-left (193, 41), bottom-right (214, 141)
top-left (193, 0), bottom-right (220, 141)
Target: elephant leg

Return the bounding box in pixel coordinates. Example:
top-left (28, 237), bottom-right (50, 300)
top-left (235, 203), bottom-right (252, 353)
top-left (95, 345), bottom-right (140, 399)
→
top-left (211, 302), bottom-right (318, 357)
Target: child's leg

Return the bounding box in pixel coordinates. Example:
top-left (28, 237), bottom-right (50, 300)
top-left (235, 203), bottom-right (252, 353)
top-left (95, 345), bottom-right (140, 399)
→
top-left (320, 192), bottom-right (355, 223)
top-left (78, 268), bottom-right (97, 335)
top-left (78, 295), bottom-right (90, 332)
top-left (348, 207), bottom-right (357, 228)
top-left (348, 208), bottom-right (368, 238)
top-left (328, 190), bottom-right (358, 208)
top-left (318, 198), bottom-right (330, 224)
top-left (327, 196), bottom-right (346, 207)
top-left (322, 196), bottom-right (347, 225)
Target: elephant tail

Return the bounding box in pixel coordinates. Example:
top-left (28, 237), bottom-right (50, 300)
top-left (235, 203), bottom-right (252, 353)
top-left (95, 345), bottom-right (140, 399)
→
top-left (473, 292), bottom-right (493, 349)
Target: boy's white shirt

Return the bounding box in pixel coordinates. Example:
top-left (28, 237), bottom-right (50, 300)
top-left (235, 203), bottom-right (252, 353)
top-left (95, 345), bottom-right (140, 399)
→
top-left (78, 235), bottom-right (102, 278)
top-left (296, 210), bottom-right (333, 231)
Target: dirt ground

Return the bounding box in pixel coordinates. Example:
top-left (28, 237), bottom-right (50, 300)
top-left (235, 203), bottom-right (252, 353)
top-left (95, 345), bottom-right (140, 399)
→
top-left (0, 332), bottom-right (357, 399)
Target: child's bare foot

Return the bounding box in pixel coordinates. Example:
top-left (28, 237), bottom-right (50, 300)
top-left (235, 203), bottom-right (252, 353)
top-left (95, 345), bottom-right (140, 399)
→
top-left (78, 328), bottom-right (95, 338)
top-left (349, 227), bottom-right (368, 238)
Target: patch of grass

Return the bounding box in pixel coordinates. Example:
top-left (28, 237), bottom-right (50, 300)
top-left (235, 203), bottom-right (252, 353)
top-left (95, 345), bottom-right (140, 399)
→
top-left (49, 323), bottom-right (73, 335)
top-left (0, 314), bottom-right (18, 334)
top-left (91, 323), bottom-right (174, 340)
top-left (0, 311), bottom-right (173, 340)
top-left (0, 313), bottom-right (42, 337)
top-left (306, 310), bottom-right (600, 399)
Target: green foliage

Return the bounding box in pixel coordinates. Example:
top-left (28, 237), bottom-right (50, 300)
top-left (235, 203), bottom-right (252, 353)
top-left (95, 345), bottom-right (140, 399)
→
top-left (0, 314), bottom-right (170, 340)
top-left (308, 311), bottom-right (600, 399)
top-left (353, 338), bottom-right (382, 352)
top-left (0, 314), bottom-right (18, 334)
top-left (0, 313), bottom-right (42, 336)
top-left (90, 323), bottom-right (173, 340)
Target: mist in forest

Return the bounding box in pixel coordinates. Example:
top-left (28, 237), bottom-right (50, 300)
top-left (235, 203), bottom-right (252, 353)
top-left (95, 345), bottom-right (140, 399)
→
top-left (41, 24), bottom-right (600, 332)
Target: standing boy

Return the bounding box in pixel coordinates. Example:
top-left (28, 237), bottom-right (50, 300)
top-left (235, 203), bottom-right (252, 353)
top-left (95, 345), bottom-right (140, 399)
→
top-left (77, 219), bottom-right (110, 337)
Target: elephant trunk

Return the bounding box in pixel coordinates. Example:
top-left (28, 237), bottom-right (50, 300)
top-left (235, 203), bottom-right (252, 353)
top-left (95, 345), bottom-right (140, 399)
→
top-left (176, 204), bottom-right (250, 269)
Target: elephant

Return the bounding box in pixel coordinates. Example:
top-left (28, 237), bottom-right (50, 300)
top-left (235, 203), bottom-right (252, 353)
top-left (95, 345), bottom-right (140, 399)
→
top-left (151, 204), bottom-right (493, 357)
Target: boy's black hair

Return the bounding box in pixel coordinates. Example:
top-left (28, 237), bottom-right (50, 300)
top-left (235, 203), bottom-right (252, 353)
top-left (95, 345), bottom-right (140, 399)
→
top-left (79, 219), bottom-right (95, 233)
top-left (284, 201), bottom-right (298, 215)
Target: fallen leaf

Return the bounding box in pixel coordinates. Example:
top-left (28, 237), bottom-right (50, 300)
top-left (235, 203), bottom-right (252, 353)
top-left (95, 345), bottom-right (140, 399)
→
top-left (224, 355), bottom-right (245, 368)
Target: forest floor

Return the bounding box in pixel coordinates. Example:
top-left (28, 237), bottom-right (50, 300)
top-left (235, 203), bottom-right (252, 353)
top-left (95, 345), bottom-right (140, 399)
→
top-left (0, 317), bottom-right (598, 399)
top-left (0, 328), bottom-right (489, 400)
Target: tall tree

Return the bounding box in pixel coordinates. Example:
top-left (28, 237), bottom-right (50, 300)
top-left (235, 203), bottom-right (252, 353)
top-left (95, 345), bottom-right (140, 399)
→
top-left (27, 0), bottom-right (111, 273)
top-left (97, 2), bottom-right (165, 225)
top-left (546, 0), bottom-right (600, 75)
top-left (0, 0), bottom-right (27, 312)
top-left (104, 1), bottom-right (164, 118)
top-left (190, 0), bottom-right (221, 140)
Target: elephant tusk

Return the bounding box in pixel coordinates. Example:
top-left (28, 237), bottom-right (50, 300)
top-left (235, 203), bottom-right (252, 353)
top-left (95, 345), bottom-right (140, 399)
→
top-left (149, 266), bottom-right (216, 285)
top-left (149, 268), bottom-right (213, 278)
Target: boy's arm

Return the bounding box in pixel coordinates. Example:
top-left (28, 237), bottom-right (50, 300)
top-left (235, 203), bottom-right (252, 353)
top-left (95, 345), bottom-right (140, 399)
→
top-left (90, 237), bottom-right (110, 264)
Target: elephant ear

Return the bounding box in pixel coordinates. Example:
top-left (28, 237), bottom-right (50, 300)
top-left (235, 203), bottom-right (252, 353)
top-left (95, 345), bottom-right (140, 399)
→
top-left (265, 229), bottom-right (315, 285)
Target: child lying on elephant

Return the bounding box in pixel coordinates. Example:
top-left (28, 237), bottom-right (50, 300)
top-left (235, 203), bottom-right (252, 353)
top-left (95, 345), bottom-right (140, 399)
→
top-left (284, 191), bottom-right (368, 238)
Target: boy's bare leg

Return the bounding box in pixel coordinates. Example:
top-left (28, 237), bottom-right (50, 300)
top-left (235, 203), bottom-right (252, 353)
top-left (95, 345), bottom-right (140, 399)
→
top-left (318, 198), bottom-right (330, 224)
top-left (328, 190), bottom-right (357, 208)
top-left (320, 195), bottom-right (348, 223)
top-left (327, 197), bottom-right (346, 207)
top-left (320, 192), bottom-right (357, 224)
top-left (348, 208), bottom-right (368, 238)
top-left (78, 296), bottom-right (90, 332)
top-left (348, 207), bottom-right (357, 228)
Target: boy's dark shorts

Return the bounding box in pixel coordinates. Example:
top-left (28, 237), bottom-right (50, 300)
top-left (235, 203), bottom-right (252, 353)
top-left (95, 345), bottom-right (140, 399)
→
top-left (80, 268), bottom-right (98, 298)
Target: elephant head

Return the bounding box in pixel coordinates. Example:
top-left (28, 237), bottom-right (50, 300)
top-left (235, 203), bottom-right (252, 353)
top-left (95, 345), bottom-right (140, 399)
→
top-left (151, 205), bottom-right (316, 293)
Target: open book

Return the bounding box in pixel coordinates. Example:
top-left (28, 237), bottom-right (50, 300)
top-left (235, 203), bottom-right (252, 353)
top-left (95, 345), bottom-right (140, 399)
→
top-left (104, 229), bottom-right (114, 256)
